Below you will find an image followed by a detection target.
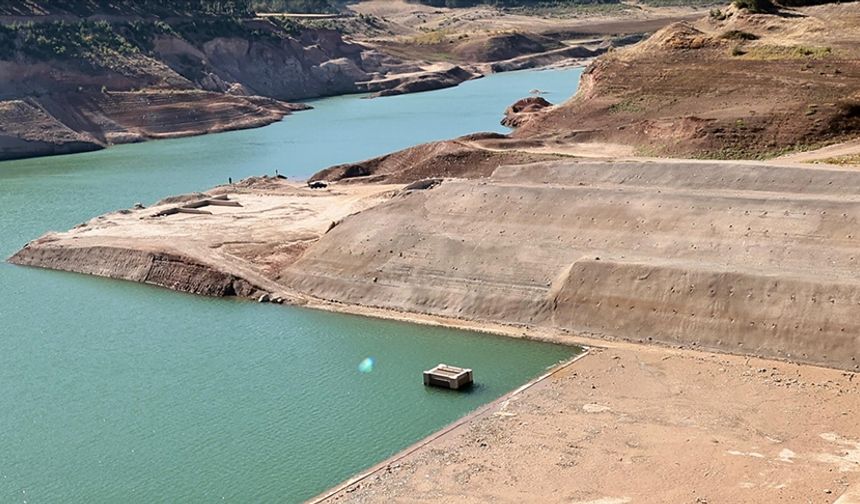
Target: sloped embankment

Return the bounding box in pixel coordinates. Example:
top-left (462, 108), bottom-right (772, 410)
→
top-left (284, 160), bottom-right (860, 370)
top-left (10, 160), bottom-right (860, 370)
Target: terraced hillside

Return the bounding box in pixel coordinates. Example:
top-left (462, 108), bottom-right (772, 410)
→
top-left (284, 160), bottom-right (860, 369)
top-left (12, 159), bottom-right (860, 371)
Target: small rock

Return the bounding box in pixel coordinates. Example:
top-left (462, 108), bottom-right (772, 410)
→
top-left (258, 293), bottom-right (271, 303)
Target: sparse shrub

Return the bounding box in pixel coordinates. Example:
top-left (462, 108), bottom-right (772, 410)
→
top-left (732, 0), bottom-right (775, 12)
top-left (709, 8), bottom-right (727, 20)
top-left (721, 30), bottom-right (759, 41)
top-left (743, 44), bottom-right (832, 60)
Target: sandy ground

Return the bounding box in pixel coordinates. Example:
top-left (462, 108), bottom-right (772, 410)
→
top-left (317, 339), bottom-right (860, 503)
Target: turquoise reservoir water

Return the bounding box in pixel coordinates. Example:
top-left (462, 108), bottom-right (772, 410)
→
top-left (0, 68), bottom-right (582, 503)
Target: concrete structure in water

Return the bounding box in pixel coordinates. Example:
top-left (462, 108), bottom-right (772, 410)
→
top-left (423, 364), bottom-right (473, 390)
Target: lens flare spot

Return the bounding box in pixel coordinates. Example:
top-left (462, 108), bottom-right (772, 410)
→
top-left (358, 357), bottom-right (375, 373)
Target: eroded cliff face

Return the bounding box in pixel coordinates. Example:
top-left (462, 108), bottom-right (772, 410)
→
top-left (10, 243), bottom-right (261, 297)
top-left (0, 18), bottom-right (427, 161)
top-left (150, 28), bottom-right (377, 101)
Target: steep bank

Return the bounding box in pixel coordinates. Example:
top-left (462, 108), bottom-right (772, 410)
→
top-left (12, 159), bottom-right (860, 371)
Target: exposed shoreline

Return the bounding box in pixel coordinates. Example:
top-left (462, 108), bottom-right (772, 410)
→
top-left (312, 323), bottom-right (860, 503)
top-left (11, 155), bottom-right (860, 372)
top-left (0, 57), bottom-right (589, 164)
top-left (9, 226), bottom-right (860, 503)
top-left (306, 350), bottom-right (592, 504)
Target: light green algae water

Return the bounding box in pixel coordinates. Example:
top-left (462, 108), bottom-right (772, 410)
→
top-left (0, 68), bottom-right (583, 503)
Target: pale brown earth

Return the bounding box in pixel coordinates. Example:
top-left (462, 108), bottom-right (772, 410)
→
top-left (9, 177), bottom-right (401, 300)
top-left (316, 341), bottom-right (860, 504)
top-left (8, 5), bottom-right (860, 501)
top-left (350, 0), bottom-right (707, 41)
top-left (10, 161), bottom-right (860, 502)
top-left (776, 139), bottom-right (860, 167)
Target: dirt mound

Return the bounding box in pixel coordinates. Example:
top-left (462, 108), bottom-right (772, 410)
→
top-left (453, 32), bottom-right (562, 63)
top-left (630, 22), bottom-right (718, 53)
top-left (308, 139), bottom-right (560, 184)
top-left (501, 96), bottom-right (553, 128)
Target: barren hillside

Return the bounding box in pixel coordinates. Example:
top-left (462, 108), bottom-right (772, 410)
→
top-left (515, 2), bottom-right (860, 159)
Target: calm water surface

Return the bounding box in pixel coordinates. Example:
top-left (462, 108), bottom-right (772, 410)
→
top-left (0, 67), bottom-right (582, 503)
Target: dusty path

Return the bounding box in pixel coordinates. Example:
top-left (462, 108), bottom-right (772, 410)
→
top-left (776, 140), bottom-right (860, 167)
top-left (318, 342), bottom-right (860, 503)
